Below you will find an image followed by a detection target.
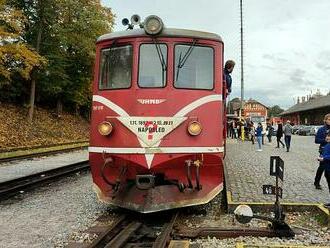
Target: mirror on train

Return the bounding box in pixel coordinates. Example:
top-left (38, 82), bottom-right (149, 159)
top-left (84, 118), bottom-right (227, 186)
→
top-left (234, 204), bottom-right (253, 224)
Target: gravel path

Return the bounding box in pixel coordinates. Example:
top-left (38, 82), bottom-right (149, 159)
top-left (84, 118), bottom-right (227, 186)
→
top-left (0, 149), bottom-right (88, 182)
top-left (0, 171), bottom-right (112, 248)
top-left (1, 137), bottom-right (329, 247)
top-left (225, 135), bottom-right (330, 203)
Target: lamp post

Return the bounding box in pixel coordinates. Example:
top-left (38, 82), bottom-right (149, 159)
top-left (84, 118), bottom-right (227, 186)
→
top-left (240, 0), bottom-right (245, 141)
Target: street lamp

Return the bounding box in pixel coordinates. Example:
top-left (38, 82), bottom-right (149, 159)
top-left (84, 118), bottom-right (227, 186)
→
top-left (240, 0), bottom-right (245, 141)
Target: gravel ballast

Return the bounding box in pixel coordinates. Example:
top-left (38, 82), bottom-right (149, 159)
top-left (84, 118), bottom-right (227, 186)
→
top-left (0, 171), bottom-right (111, 248)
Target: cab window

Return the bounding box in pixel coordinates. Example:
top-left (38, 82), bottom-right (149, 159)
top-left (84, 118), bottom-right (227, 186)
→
top-left (99, 45), bottom-right (133, 90)
top-left (174, 45), bottom-right (214, 90)
top-left (138, 44), bottom-right (167, 88)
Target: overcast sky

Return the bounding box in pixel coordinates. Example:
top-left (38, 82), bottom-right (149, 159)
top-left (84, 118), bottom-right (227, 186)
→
top-left (102, 0), bottom-right (330, 109)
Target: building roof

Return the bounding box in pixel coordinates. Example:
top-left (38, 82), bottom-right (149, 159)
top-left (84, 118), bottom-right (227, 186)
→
top-left (244, 99), bottom-right (269, 109)
top-left (97, 28), bottom-right (222, 43)
top-left (228, 98), bottom-right (268, 112)
top-left (280, 94), bottom-right (330, 116)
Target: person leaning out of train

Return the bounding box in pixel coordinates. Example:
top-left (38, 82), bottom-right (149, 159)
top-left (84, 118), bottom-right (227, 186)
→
top-left (314, 113), bottom-right (330, 190)
top-left (255, 122), bottom-right (263, 151)
top-left (317, 132), bottom-right (330, 207)
top-left (224, 60), bottom-right (235, 94)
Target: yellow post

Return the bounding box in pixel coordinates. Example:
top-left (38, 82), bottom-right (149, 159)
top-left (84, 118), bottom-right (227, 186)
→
top-left (240, 117), bottom-right (245, 141)
top-left (241, 123), bottom-right (245, 141)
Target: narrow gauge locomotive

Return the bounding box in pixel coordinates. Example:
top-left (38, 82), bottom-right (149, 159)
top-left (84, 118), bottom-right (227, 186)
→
top-left (89, 15), bottom-right (227, 213)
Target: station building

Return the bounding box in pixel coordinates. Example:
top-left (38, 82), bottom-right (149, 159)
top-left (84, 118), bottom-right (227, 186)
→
top-left (280, 93), bottom-right (330, 125)
top-left (227, 98), bottom-right (268, 119)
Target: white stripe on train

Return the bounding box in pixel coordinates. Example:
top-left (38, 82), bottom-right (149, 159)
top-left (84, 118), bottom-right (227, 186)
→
top-left (92, 94), bottom-right (223, 168)
top-left (89, 146), bottom-right (224, 154)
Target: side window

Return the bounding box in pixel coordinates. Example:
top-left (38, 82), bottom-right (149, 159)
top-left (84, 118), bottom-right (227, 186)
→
top-left (174, 45), bottom-right (214, 90)
top-left (99, 45), bottom-right (133, 90)
top-left (138, 44), bottom-right (167, 88)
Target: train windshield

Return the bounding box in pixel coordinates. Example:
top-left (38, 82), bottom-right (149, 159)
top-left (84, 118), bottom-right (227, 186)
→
top-left (99, 45), bottom-right (133, 90)
top-left (138, 44), bottom-right (167, 87)
top-left (174, 45), bottom-right (214, 90)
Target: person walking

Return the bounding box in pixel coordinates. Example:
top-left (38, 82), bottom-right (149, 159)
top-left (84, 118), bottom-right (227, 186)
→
top-left (256, 122), bottom-right (263, 151)
top-left (314, 113), bottom-right (330, 190)
top-left (276, 123), bottom-right (285, 148)
top-left (226, 121), bottom-right (231, 138)
top-left (317, 132), bottom-right (330, 207)
top-left (283, 120), bottom-right (293, 152)
top-left (266, 123), bottom-right (273, 143)
top-left (250, 122), bottom-right (255, 145)
top-left (233, 121), bottom-right (237, 139)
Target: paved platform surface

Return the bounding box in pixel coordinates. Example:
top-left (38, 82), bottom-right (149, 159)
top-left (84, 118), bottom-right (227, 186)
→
top-left (0, 149), bottom-right (88, 183)
top-left (225, 135), bottom-right (330, 204)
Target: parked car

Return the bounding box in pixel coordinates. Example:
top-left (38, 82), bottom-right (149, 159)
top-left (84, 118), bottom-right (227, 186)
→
top-left (297, 126), bottom-right (312, 136)
top-left (310, 125), bottom-right (323, 136)
top-left (292, 125), bottom-right (302, 134)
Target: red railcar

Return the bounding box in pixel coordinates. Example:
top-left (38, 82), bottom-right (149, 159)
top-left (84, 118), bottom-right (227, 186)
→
top-left (89, 15), bottom-right (227, 213)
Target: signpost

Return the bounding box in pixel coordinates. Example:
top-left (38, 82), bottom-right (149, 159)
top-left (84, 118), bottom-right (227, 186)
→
top-left (264, 156), bottom-right (284, 199)
top-left (234, 156), bottom-right (294, 237)
top-left (263, 156), bottom-right (285, 221)
top-left (234, 156), bottom-right (294, 238)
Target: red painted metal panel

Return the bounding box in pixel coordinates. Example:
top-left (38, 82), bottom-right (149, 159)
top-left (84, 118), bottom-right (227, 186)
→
top-left (89, 34), bottom-right (225, 212)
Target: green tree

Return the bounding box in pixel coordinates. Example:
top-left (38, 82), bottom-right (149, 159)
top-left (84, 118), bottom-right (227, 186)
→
top-left (50, 0), bottom-right (114, 116)
top-left (7, 0), bottom-right (114, 119)
top-left (268, 105), bottom-right (284, 117)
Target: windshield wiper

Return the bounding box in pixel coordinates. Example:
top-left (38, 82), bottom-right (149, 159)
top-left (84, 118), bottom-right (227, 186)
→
top-left (175, 39), bottom-right (197, 82)
top-left (152, 37), bottom-right (167, 86)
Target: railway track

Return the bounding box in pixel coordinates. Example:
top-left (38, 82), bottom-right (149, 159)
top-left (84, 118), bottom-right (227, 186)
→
top-left (0, 141), bottom-right (88, 163)
top-left (0, 160), bottom-right (89, 200)
top-left (67, 211), bottom-right (179, 248)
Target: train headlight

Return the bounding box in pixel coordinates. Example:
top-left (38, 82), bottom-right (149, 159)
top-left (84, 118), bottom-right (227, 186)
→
top-left (98, 121), bottom-right (113, 136)
top-left (144, 15), bottom-right (163, 35)
top-left (188, 121), bottom-right (202, 136)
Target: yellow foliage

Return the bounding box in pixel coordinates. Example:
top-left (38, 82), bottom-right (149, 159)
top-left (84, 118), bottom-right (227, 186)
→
top-left (0, 44), bottom-right (46, 80)
top-left (0, 1), bottom-right (46, 81)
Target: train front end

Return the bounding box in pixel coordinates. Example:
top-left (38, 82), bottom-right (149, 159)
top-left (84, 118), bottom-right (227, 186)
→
top-left (89, 16), bottom-right (226, 213)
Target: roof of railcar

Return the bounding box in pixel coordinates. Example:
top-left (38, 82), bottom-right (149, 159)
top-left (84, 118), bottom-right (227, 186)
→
top-left (97, 28), bottom-right (222, 43)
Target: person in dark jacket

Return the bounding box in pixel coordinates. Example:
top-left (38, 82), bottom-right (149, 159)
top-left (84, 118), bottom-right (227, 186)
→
top-left (256, 122), bottom-right (263, 151)
top-left (224, 60), bottom-right (235, 94)
top-left (314, 113), bottom-right (330, 190)
top-left (249, 122), bottom-right (255, 145)
top-left (276, 123), bottom-right (285, 148)
top-left (317, 132), bottom-right (330, 207)
top-left (266, 123), bottom-right (273, 143)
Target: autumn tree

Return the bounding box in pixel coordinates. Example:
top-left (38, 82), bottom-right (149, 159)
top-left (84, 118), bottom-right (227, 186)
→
top-left (0, 0), bottom-right (44, 85)
top-left (49, 0), bottom-right (114, 116)
top-left (7, 0), bottom-right (114, 119)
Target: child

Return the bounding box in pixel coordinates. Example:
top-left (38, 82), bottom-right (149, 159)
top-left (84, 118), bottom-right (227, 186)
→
top-left (318, 133), bottom-right (330, 207)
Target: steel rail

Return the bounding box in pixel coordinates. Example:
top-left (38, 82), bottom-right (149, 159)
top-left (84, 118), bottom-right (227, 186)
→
top-left (104, 221), bottom-right (142, 248)
top-left (84, 211), bottom-right (179, 248)
top-left (0, 142), bottom-right (88, 163)
top-left (175, 227), bottom-right (296, 239)
top-left (152, 211), bottom-right (179, 248)
top-left (85, 215), bottom-right (128, 248)
top-left (0, 160), bottom-right (89, 200)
